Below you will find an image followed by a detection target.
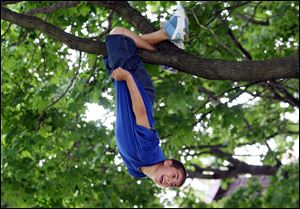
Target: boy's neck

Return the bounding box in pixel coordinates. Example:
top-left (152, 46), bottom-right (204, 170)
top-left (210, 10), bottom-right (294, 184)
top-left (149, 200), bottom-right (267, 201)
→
top-left (139, 163), bottom-right (160, 178)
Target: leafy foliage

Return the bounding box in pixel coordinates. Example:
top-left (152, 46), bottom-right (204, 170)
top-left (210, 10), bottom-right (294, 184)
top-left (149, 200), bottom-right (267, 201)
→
top-left (1, 1), bottom-right (299, 208)
top-left (217, 163), bottom-right (299, 208)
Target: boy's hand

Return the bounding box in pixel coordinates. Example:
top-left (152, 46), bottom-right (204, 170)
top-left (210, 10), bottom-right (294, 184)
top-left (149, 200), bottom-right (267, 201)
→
top-left (111, 67), bottom-right (130, 81)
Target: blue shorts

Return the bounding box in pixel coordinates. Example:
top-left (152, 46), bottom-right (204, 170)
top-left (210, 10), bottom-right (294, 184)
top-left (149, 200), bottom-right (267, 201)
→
top-left (103, 34), bottom-right (156, 105)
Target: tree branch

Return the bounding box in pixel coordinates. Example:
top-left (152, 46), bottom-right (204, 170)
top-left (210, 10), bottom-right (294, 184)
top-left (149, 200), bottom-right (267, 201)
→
top-left (1, 6), bottom-right (106, 54)
top-left (1, 22), bottom-right (12, 37)
top-left (89, 10), bottom-right (114, 41)
top-left (25, 1), bottom-right (80, 16)
top-left (1, 1), bottom-right (22, 5)
top-left (254, 81), bottom-right (299, 108)
top-left (238, 2), bottom-right (266, 37)
top-left (88, 1), bottom-right (155, 34)
top-left (1, 6), bottom-right (299, 81)
top-left (192, 11), bottom-right (240, 57)
top-left (35, 51), bottom-right (82, 130)
top-left (85, 55), bottom-right (99, 85)
top-left (192, 81), bottom-right (260, 124)
top-left (206, 1), bottom-right (252, 26)
top-left (269, 80), bottom-right (299, 107)
top-left (218, 14), bottom-right (253, 60)
top-left (188, 160), bottom-right (278, 179)
top-left (87, 1), bottom-right (178, 52)
top-left (237, 13), bottom-right (269, 26)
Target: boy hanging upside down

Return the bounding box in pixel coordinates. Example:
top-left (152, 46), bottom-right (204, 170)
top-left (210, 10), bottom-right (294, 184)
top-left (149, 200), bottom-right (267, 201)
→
top-left (103, 3), bottom-right (189, 188)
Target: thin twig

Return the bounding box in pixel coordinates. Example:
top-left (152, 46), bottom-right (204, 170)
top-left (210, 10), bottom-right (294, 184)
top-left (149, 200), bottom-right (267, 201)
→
top-left (205, 1), bottom-right (252, 26)
top-left (265, 140), bottom-right (282, 167)
top-left (192, 11), bottom-right (240, 57)
top-left (85, 55), bottom-right (99, 85)
top-left (239, 1), bottom-right (265, 37)
top-left (36, 51), bottom-right (82, 130)
top-left (193, 81), bottom-right (260, 114)
top-left (1, 22), bottom-right (12, 37)
top-left (218, 13), bottom-right (253, 60)
top-left (89, 11), bottom-right (115, 41)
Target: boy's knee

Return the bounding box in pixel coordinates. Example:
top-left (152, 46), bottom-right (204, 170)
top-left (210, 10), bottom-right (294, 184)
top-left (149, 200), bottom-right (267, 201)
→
top-left (110, 27), bottom-right (126, 35)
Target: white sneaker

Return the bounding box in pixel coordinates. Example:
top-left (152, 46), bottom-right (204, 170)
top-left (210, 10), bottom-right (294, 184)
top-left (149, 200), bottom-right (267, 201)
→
top-left (160, 21), bottom-right (185, 49)
top-left (159, 21), bottom-right (184, 73)
top-left (163, 2), bottom-right (189, 42)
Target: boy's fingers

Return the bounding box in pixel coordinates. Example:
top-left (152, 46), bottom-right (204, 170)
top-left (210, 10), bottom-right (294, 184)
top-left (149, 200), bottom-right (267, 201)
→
top-left (117, 67), bottom-right (124, 72)
top-left (111, 70), bottom-right (116, 78)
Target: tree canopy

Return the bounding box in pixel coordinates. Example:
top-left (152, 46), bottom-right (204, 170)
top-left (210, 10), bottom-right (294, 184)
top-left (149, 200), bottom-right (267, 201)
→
top-left (1, 1), bottom-right (299, 208)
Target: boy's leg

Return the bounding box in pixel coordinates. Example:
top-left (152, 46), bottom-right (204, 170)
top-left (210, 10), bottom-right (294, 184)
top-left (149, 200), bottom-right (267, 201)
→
top-left (107, 27), bottom-right (161, 104)
top-left (109, 2), bottom-right (188, 51)
top-left (110, 27), bottom-right (159, 51)
top-left (140, 29), bottom-right (169, 46)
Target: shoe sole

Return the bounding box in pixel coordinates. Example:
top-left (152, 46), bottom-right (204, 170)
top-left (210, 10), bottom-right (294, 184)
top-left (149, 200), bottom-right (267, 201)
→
top-left (171, 16), bottom-right (186, 41)
top-left (174, 6), bottom-right (189, 41)
top-left (163, 5), bottom-right (189, 42)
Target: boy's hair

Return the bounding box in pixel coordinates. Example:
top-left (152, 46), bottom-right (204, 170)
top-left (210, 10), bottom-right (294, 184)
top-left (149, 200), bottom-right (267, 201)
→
top-left (170, 159), bottom-right (187, 187)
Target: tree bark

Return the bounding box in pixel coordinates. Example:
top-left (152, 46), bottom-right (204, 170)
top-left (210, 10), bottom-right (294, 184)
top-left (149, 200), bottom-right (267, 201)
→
top-left (188, 163), bottom-right (278, 179)
top-left (187, 147), bottom-right (279, 179)
top-left (1, 5), bottom-right (299, 81)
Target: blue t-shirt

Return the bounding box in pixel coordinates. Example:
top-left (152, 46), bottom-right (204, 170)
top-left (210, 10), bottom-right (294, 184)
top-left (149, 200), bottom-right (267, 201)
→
top-left (103, 35), bottom-right (165, 178)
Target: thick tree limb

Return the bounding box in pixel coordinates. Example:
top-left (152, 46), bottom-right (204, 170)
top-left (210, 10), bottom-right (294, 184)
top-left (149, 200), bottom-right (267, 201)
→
top-left (1, 6), bottom-right (105, 54)
top-left (89, 1), bottom-right (155, 34)
top-left (1, 1), bottom-right (22, 5)
top-left (25, 1), bottom-right (80, 16)
top-left (88, 1), bottom-right (178, 52)
top-left (1, 6), bottom-right (299, 81)
top-left (187, 147), bottom-right (278, 179)
top-left (188, 162), bottom-right (278, 179)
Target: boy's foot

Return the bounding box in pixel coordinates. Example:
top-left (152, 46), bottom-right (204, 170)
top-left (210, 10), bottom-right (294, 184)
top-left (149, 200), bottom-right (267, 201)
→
top-left (160, 21), bottom-right (185, 50)
top-left (159, 2), bottom-right (189, 74)
top-left (159, 20), bottom-right (185, 74)
top-left (163, 2), bottom-right (189, 42)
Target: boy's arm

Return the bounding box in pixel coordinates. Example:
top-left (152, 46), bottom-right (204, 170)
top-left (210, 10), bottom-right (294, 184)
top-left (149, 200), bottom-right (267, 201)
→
top-left (112, 67), bottom-right (150, 129)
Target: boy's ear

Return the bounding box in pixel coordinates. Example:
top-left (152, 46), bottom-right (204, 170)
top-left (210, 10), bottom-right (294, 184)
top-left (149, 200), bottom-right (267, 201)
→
top-left (163, 160), bottom-right (172, 167)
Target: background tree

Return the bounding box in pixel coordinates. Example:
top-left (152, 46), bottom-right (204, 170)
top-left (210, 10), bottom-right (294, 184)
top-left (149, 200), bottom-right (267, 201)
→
top-left (1, 1), bottom-right (299, 208)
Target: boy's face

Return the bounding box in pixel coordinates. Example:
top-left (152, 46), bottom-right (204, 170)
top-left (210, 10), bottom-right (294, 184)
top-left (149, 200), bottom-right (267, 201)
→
top-left (152, 160), bottom-right (183, 188)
